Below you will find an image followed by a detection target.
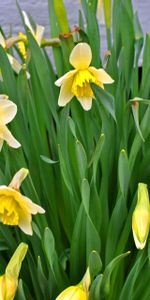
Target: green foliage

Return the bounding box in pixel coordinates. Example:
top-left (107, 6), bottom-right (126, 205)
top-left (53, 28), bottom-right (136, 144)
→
top-left (0, 0), bottom-right (150, 299)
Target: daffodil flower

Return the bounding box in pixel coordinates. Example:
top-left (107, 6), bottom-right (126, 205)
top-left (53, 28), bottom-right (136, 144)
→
top-left (0, 33), bottom-right (30, 79)
top-left (56, 268), bottom-right (90, 300)
top-left (0, 168), bottom-right (45, 235)
top-left (55, 43), bottom-right (114, 111)
top-left (22, 11), bottom-right (44, 46)
top-left (132, 183), bottom-right (150, 249)
top-left (0, 242), bottom-right (28, 300)
top-left (0, 95), bottom-right (21, 150)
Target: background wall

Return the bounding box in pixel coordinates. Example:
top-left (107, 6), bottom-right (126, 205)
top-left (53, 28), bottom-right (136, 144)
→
top-left (0, 0), bottom-right (149, 58)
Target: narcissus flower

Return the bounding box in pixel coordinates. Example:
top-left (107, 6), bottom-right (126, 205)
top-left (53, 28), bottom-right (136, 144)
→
top-left (0, 168), bottom-right (45, 235)
top-left (56, 268), bottom-right (90, 300)
top-left (132, 183), bottom-right (150, 249)
top-left (0, 33), bottom-right (30, 79)
top-left (0, 242), bottom-right (28, 300)
top-left (0, 95), bottom-right (21, 150)
top-left (55, 43), bottom-right (114, 111)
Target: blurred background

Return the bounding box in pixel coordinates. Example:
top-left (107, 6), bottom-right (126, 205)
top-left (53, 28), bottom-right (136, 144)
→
top-left (0, 0), bottom-right (149, 57)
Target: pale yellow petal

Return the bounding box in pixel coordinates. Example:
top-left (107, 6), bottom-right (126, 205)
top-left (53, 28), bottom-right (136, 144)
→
top-left (69, 43), bottom-right (92, 70)
top-left (9, 168), bottom-right (29, 190)
top-left (35, 25), bottom-right (45, 45)
top-left (23, 195), bottom-right (45, 214)
top-left (77, 96), bottom-right (93, 111)
top-left (55, 70), bottom-right (76, 87)
top-left (133, 230), bottom-right (146, 250)
top-left (22, 11), bottom-right (34, 36)
top-left (0, 32), bottom-right (6, 48)
top-left (58, 76), bottom-right (74, 107)
top-left (0, 185), bottom-right (8, 191)
top-left (82, 267), bottom-right (91, 292)
top-left (0, 125), bottom-right (21, 148)
top-left (18, 210), bottom-right (33, 235)
top-left (0, 98), bottom-right (17, 124)
top-left (89, 67), bottom-right (114, 84)
top-left (7, 54), bottom-right (22, 74)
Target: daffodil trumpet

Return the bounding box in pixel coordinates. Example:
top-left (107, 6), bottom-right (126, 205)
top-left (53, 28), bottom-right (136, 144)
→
top-left (0, 242), bottom-right (28, 300)
top-left (55, 42), bottom-right (114, 111)
top-left (0, 168), bottom-right (45, 235)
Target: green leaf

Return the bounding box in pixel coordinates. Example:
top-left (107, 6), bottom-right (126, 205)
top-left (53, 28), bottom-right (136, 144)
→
top-left (0, 46), bottom-right (17, 99)
top-left (119, 252), bottom-right (145, 300)
top-left (54, 0), bottom-right (69, 32)
top-left (131, 101), bottom-right (145, 142)
top-left (43, 227), bottom-right (68, 290)
top-left (70, 203), bottom-right (86, 282)
top-left (104, 0), bottom-right (112, 29)
top-left (100, 251), bottom-right (130, 297)
top-left (118, 149), bottom-right (130, 197)
top-left (75, 140), bottom-right (87, 181)
top-left (40, 155), bottom-right (59, 164)
top-left (89, 133), bottom-right (105, 181)
top-left (16, 279), bottom-right (27, 300)
top-left (89, 251), bottom-right (102, 281)
top-left (92, 84), bottom-right (116, 121)
top-left (68, 116), bottom-right (77, 139)
top-left (89, 274), bottom-right (103, 300)
top-left (37, 256), bottom-right (48, 295)
top-left (81, 179), bottom-right (101, 261)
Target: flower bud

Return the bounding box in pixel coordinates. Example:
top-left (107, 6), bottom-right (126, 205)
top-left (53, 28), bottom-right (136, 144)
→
top-left (56, 268), bottom-right (90, 300)
top-left (132, 183), bottom-right (150, 249)
top-left (0, 243), bottom-right (28, 300)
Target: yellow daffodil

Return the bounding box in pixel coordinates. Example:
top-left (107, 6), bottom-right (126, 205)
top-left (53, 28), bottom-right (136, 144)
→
top-left (0, 95), bottom-right (21, 150)
top-left (56, 268), bottom-right (90, 300)
top-left (132, 183), bottom-right (150, 249)
top-left (0, 168), bottom-right (45, 235)
top-left (55, 43), bottom-right (114, 111)
top-left (0, 242), bottom-right (28, 300)
top-left (22, 11), bottom-right (44, 46)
